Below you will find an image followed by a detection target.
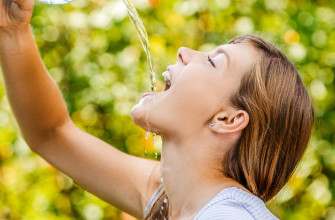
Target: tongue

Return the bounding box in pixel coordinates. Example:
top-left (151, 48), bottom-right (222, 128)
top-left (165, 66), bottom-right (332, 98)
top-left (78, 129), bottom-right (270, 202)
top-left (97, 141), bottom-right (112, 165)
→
top-left (164, 83), bottom-right (170, 91)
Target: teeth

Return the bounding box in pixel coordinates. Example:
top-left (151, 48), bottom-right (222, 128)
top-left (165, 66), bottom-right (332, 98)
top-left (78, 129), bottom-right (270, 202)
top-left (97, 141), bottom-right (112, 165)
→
top-left (162, 71), bottom-right (171, 82)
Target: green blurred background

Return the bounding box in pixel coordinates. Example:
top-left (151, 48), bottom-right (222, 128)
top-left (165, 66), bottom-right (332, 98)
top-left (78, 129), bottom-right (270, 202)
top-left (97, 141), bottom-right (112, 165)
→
top-left (0, 0), bottom-right (334, 219)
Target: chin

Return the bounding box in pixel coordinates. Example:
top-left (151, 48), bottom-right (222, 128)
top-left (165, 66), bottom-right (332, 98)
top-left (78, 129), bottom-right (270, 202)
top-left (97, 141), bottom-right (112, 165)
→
top-left (130, 103), bottom-right (148, 128)
top-left (130, 103), bottom-right (161, 134)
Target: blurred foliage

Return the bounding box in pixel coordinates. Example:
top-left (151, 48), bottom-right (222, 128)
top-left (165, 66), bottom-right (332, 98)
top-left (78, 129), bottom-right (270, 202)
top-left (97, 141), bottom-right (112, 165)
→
top-left (0, 0), bottom-right (335, 219)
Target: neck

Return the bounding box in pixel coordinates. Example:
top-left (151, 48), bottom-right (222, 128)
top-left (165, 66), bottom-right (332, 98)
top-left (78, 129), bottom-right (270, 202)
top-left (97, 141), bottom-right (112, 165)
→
top-left (160, 133), bottom-right (242, 220)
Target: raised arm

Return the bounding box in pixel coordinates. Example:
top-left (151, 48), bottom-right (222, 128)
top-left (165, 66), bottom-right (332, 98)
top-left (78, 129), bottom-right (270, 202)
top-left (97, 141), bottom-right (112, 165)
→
top-left (0, 1), bottom-right (161, 218)
top-left (0, 0), bottom-right (70, 146)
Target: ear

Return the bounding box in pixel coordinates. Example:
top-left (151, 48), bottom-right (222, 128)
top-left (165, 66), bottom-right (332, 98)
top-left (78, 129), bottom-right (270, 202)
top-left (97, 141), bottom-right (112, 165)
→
top-left (209, 110), bottom-right (249, 134)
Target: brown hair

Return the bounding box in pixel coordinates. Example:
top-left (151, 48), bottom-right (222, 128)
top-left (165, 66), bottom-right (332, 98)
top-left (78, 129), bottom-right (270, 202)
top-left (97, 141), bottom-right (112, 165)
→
top-left (225, 34), bottom-right (314, 202)
top-left (145, 34), bottom-right (314, 219)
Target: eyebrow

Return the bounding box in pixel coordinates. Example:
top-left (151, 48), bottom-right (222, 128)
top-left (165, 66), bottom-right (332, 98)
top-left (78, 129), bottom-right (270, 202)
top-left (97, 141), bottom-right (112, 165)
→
top-left (214, 48), bottom-right (230, 67)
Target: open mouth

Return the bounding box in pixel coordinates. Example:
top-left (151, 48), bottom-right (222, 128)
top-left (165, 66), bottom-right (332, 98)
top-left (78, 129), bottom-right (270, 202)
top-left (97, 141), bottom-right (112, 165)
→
top-left (162, 71), bottom-right (172, 91)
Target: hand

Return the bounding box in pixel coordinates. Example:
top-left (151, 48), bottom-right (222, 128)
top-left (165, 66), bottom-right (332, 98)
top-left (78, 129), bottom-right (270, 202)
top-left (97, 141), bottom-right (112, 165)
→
top-left (0, 0), bottom-right (34, 33)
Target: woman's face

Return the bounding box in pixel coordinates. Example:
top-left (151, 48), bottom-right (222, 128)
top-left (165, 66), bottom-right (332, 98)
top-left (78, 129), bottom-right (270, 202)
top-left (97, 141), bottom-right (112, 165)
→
top-left (131, 43), bottom-right (255, 136)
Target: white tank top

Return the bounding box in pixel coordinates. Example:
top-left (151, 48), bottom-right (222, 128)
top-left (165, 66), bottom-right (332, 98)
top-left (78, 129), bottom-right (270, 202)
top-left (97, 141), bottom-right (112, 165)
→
top-left (145, 186), bottom-right (279, 220)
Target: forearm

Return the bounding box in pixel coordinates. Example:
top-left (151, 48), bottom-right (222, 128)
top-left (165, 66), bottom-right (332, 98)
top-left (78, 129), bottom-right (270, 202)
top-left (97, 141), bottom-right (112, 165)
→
top-left (0, 27), bottom-right (71, 147)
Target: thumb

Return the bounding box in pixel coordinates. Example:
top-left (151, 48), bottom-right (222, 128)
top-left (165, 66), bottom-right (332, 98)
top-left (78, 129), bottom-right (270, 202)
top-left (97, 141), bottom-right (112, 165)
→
top-left (12, 0), bottom-right (34, 11)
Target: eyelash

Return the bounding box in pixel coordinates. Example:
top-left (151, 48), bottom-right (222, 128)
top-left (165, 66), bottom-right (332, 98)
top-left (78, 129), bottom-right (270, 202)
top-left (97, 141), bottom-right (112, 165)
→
top-left (208, 56), bottom-right (215, 67)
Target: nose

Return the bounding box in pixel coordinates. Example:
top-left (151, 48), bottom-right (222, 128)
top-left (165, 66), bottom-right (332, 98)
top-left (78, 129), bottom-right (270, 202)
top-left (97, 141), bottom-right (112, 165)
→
top-left (177, 47), bottom-right (203, 65)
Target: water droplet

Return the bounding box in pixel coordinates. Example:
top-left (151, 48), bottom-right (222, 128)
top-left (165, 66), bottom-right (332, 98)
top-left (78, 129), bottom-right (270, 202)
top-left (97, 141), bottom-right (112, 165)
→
top-left (161, 205), bottom-right (164, 210)
top-left (163, 198), bottom-right (168, 204)
top-left (155, 152), bottom-right (158, 159)
top-left (147, 171), bottom-right (151, 176)
top-left (160, 177), bottom-right (164, 182)
top-left (145, 131), bottom-right (150, 139)
top-left (152, 133), bottom-right (156, 147)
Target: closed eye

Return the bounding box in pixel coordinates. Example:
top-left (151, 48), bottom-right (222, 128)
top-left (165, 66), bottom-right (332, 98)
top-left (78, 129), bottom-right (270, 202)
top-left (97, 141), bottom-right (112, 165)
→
top-left (208, 56), bottom-right (216, 67)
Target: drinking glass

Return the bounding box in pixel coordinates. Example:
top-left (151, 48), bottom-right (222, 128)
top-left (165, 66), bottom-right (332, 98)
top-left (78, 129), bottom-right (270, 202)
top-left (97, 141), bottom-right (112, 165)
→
top-left (38, 0), bottom-right (73, 4)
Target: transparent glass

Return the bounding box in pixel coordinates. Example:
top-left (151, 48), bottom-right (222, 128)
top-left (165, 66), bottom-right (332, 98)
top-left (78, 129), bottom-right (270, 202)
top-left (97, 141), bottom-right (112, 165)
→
top-left (38, 0), bottom-right (73, 4)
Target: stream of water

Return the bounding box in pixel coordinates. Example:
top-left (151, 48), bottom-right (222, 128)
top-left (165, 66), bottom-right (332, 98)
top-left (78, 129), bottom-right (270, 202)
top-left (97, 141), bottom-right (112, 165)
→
top-left (122, 0), bottom-right (157, 92)
top-left (122, 0), bottom-right (159, 150)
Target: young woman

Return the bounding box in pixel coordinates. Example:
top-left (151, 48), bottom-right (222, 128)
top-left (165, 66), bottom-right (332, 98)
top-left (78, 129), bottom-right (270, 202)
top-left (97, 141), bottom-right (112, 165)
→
top-left (0, 0), bottom-right (314, 219)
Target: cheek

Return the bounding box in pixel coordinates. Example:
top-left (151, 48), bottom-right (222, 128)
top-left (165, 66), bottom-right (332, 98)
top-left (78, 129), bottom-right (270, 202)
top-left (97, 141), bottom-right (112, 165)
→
top-left (166, 76), bottom-right (219, 119)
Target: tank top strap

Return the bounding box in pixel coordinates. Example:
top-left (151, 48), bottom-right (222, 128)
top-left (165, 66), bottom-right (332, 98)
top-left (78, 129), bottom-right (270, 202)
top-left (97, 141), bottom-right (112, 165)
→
top-left (144, 184), bottom-right (165, 218)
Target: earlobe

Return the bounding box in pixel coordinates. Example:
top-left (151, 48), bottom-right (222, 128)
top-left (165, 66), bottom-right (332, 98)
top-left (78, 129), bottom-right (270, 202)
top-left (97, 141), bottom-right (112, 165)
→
top-left (209, 110), bottom-right (249, 134)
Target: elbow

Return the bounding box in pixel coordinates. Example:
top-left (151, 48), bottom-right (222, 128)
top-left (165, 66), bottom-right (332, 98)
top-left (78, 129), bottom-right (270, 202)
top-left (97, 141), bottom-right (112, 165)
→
top-left (21, 118), bottom-right (74, 153)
